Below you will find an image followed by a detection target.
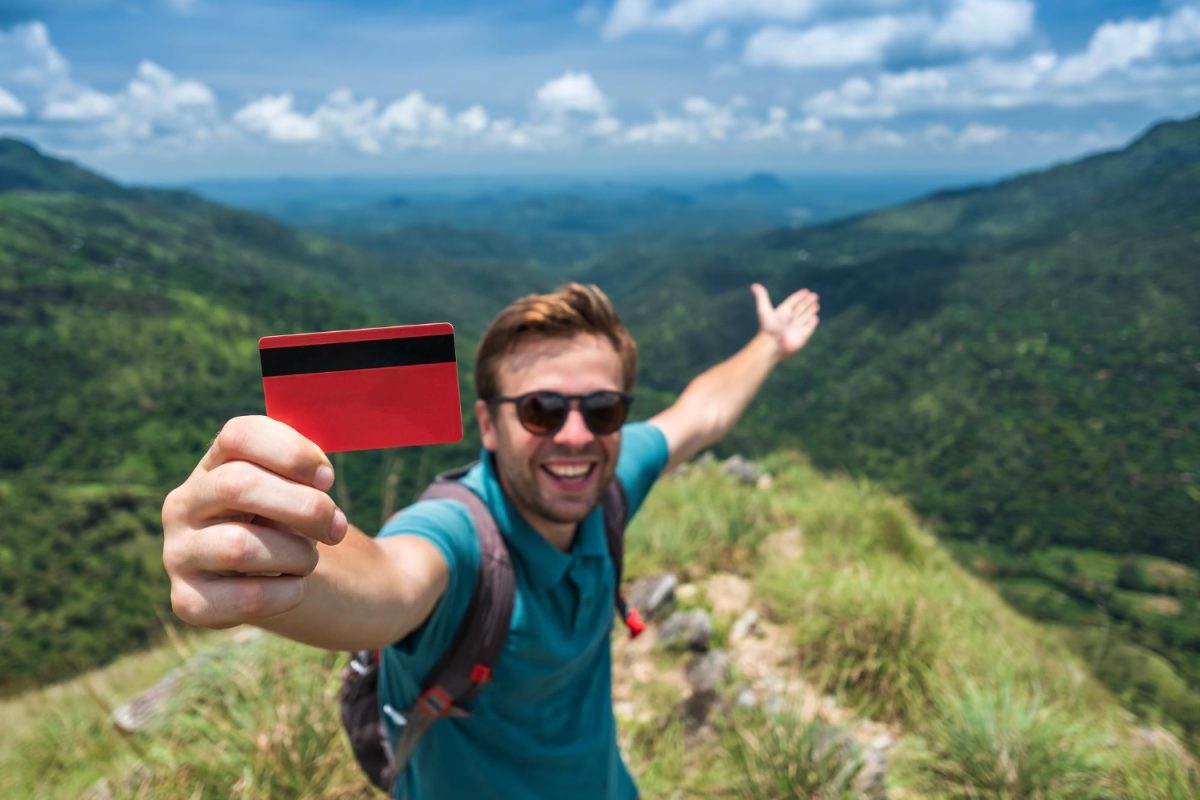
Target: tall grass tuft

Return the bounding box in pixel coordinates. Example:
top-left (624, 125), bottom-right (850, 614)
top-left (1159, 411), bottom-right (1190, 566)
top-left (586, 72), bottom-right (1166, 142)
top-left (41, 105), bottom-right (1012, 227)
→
top-left (1115, 745), bottom-right (1200, 800)
top-left (756, 561), bottom-right (943, 722)
top-left (130, 635), bottom-right (373, 799)
top-left (897, 676), bottom-right (1115, 799)
top-left (719, 707), bottom-right (864, 800)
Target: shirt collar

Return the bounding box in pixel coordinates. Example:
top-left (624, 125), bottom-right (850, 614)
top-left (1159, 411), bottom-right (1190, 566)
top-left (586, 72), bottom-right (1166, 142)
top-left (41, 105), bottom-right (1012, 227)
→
top-left (474, 449), bottom-right (606, 590)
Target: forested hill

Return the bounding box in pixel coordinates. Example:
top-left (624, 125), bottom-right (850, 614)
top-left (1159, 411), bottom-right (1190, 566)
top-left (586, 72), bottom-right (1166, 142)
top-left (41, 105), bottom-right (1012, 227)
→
top-left (0, 139), bottom-right (540, 691)
top-left (610, 112), bottom-right (1199, 566)
top-left (600, 113), bottom-right (1200, 740)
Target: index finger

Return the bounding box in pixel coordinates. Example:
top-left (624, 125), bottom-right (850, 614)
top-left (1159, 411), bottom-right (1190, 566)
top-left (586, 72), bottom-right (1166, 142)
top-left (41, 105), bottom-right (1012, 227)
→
top-left (197, 415), bottom-right (334, 491)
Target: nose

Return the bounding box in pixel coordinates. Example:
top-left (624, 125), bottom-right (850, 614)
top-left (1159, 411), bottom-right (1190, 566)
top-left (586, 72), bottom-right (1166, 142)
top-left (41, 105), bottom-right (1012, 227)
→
top-left (552, 406), bottom-right (594, 448)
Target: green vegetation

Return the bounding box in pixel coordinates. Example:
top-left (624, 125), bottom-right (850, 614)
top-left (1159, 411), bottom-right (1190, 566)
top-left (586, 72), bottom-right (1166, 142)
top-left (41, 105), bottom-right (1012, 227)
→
top-left (1, 111), bottom-right (1198, 777)
top-left (3, 458), bottom-right (1194, 798)
top-left (599, 113), bottom-right (1200, 739)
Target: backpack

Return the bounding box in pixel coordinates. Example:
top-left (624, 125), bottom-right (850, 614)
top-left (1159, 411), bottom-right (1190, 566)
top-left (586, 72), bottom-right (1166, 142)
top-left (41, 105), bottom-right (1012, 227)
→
top-left (338, 463), bottom-right (648, 795)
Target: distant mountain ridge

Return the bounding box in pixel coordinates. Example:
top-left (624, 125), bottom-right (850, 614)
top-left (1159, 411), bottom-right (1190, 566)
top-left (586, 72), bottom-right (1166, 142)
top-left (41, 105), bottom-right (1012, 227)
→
top-left (0, 138), bottom-right (124, 197)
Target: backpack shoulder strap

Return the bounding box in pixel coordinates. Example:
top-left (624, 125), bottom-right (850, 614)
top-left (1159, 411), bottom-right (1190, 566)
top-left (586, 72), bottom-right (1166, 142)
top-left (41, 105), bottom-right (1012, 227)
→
top-left (602, 479), bottom-right (646, 638)
top-left (389, 466), bottom-right (516, 770)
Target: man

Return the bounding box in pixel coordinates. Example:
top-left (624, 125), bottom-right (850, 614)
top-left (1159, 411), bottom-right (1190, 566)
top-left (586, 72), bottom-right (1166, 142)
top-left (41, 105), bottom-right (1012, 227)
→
top-left (161, 281), bottom-right (819, 798)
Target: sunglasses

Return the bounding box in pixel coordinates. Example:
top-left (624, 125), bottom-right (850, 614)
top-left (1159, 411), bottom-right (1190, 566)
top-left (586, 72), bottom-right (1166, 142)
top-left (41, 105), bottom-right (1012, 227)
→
top-left (489, 390), bottom-right (633, 436)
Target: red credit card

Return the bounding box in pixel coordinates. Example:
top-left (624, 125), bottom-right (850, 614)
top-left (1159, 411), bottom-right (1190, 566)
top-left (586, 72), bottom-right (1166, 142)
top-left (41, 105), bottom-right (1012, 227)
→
top-left (259, 322), bottom-right (463, 453)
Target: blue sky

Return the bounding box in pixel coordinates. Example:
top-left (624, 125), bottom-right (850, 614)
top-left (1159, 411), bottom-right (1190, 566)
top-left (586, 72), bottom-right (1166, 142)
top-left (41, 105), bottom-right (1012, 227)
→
top-left (0, 1), bottom-right (1198, 181)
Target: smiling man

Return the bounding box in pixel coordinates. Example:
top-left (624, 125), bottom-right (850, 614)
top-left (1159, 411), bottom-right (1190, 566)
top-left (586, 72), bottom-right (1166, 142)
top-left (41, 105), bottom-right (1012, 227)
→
top-left (161, 282), bottom-right (819, 799)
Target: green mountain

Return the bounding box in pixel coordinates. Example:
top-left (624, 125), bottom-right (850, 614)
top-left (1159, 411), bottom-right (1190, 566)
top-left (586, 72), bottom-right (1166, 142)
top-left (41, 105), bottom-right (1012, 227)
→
top-left (0, 138), bottom-right (124, 197)
top-left (598, 112), bottom-right (1200, 738)
top-left (1, 118), bottom-right (1196, 747)
top-left (0, 139), bottom-right (540, 691)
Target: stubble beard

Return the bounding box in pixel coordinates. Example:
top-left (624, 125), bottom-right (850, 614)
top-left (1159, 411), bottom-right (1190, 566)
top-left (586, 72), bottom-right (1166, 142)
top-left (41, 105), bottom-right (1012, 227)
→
top-left (494, 444), bottom-right (616, 527)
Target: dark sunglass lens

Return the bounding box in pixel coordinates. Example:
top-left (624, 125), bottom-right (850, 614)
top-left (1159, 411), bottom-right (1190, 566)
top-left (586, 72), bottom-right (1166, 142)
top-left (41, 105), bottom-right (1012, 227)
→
top-left (519, 392), bottom-right (568, 434)
top-left (582, 392), bottom-right (629, 434)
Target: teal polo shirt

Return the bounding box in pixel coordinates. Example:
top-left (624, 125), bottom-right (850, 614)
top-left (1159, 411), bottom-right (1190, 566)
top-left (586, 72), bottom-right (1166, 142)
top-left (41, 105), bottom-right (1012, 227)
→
top-left (376, 422), bottom-right (669, 800)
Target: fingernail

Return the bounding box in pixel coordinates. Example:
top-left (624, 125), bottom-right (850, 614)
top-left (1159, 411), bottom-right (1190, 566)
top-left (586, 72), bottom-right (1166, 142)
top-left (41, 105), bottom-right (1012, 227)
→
top-left (314, 464), bottom-right (335, 491)
top-left (330, 508), bottom-right (348, 544)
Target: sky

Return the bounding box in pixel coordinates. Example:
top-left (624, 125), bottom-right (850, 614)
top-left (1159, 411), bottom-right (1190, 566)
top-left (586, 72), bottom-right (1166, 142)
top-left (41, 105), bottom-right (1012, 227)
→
top-left (0, 0), bottom-right (1198, 182)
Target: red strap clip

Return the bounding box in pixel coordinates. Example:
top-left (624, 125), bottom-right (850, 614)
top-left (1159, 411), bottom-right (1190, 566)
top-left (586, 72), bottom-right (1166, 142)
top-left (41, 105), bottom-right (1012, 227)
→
top-left (625, 607), bottom-right (647, 638)
top-left (416, 686), bottom-right (453, 719)
top-left (470, 664), bottom-right (492, 684)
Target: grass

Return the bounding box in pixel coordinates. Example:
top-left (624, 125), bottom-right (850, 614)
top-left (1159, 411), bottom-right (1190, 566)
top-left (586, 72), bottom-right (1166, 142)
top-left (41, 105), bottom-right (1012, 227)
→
top-left (3, 452), bottom-right (1195, 798)
top-left (894, 676), bottom-right (1116, 799)
top-left (720, 708), bottom-right (864, 800)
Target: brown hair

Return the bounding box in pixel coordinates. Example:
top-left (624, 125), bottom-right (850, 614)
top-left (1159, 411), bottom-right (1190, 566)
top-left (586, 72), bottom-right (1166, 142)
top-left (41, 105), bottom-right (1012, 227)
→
top-left (474, 283), bottom-right (637, 400)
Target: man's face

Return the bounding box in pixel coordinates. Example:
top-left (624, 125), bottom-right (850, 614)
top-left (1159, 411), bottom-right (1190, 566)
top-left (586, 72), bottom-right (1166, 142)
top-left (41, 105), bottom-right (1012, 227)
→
top-left (477, 333), bottom-right (624, 539)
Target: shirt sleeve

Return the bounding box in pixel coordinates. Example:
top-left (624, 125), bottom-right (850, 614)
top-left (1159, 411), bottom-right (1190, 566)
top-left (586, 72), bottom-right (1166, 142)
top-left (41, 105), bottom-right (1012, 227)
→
top-left (615, 421), bottom-right (670, 522)
top-left (376, 498), bottom-right (479, 656)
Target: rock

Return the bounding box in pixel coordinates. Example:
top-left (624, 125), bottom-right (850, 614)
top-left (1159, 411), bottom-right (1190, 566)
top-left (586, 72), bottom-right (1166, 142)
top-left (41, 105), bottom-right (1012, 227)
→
top-left (80, 778), bottom-right (113, 800)
top-left (733, 686), bottom-right (758, 709)
top-left (760, 673), bottom-right (787, 715)
top-left (721, 454), bottom-right (761, 485)
top-left (854, 734), bottom-right (893, 800)
top-left (678, 689), bottom-right (720, 731)
top-left (730, 609), bottom-right (759, 642)
top-left (704, 573), bottom-right (752, 618)
top-left (756, 474), bottom-right (774, 490)
top-left (685, 649), bottom-right (730, 693)
top-left (627, 573), bottom-right (677, 622)
top-left (111, 665), bottom-right (188, 733)
top-left (657, 609), bottom-right (713, 652)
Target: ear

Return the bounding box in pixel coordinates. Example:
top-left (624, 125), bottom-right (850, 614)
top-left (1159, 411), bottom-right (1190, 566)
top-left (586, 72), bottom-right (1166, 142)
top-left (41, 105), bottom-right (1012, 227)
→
top-left (476, 399), bottom-right (499, 452)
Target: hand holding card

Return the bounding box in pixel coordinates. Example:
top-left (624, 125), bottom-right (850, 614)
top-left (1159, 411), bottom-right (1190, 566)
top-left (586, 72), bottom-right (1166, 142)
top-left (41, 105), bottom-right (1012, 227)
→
top-left (259, 322), bottom-right (464, 453)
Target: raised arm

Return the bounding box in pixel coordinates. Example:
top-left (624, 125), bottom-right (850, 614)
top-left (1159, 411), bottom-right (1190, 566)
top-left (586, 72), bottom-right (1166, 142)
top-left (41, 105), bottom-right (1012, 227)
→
top-left (161, 415), bottom-right (448, 651)
top-left (649, 284), bottom-right (819, 473)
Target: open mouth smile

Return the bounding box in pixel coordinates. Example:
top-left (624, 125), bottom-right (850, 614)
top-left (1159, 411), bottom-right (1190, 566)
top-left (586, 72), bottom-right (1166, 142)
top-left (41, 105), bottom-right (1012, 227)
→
top-left (539, 461), bottom-right (597, 489)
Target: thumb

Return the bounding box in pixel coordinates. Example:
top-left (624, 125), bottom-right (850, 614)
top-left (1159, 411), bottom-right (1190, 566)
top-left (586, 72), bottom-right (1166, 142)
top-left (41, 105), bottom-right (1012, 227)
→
top-left (750, 283), bottom-right (774, 323)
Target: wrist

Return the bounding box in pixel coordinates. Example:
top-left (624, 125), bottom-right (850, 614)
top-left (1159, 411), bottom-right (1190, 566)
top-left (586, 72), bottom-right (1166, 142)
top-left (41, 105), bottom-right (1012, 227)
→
top-left (754, 330), bottom-right (785, 364)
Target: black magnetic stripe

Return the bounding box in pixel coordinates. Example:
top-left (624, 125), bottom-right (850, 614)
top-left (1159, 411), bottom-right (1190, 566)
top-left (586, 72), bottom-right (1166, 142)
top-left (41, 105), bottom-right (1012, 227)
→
top-left (260, 333), bottom-right (455, 377)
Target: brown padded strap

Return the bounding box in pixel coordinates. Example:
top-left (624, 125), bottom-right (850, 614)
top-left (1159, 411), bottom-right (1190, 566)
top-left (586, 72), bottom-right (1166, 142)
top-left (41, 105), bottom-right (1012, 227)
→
top-left (390, 479), bottom-right (516, 771)
top-left (414, 480), bottom-right (515, 704)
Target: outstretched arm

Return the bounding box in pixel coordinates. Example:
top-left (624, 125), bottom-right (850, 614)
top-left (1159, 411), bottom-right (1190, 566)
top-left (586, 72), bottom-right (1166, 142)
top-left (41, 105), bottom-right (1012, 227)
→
top-left (649, 283), bottom-right (819, 473)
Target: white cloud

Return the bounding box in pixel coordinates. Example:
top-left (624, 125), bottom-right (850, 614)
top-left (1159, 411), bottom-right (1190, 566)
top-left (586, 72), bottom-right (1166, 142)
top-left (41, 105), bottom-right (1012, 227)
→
top-left (378, 91), bottom-right (453, 137)
top-left (234, 93), bottom-right (320, 143)
top-left (233, 88), bottom-right (507, 153)
top-left (620, 95), bottom-right (838, 148)
top-left (800, 5), bottom-right (1200, 120)
top-left (1051, 6), bottom-right (1200, 86)
top-left (42, 88), bottom-right (116, 120)
top-left (312, 89), bottom-right (381, 153)
top-left (930, 0), bottom-right (1035, 53)
top-left (745, 15), bottom-right (915, 70)
top-left (456, 104), bottom-right (490, 135)
top-left (604, 0), bottom-right (820, 39)
top-left (956, 122), bottom-right (1008, 147)
top-left (0, 86), bottom-right (26, 117)
top-left (1, 23), bottom-right (221, 151)
top-left (0, 22), bottom-right (69, 90)
top-left (534, 71), bottom-right (609, 117)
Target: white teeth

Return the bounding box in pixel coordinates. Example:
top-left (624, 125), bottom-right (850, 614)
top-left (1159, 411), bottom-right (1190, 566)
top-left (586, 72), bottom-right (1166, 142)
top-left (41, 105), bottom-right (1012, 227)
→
top-left (545, 464), bottom-right (591, 479)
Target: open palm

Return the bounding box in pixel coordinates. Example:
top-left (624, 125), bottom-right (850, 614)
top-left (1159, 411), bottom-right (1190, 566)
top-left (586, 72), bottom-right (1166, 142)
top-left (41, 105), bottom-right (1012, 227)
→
top-left (751, 283), bottom-right (820, 358)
